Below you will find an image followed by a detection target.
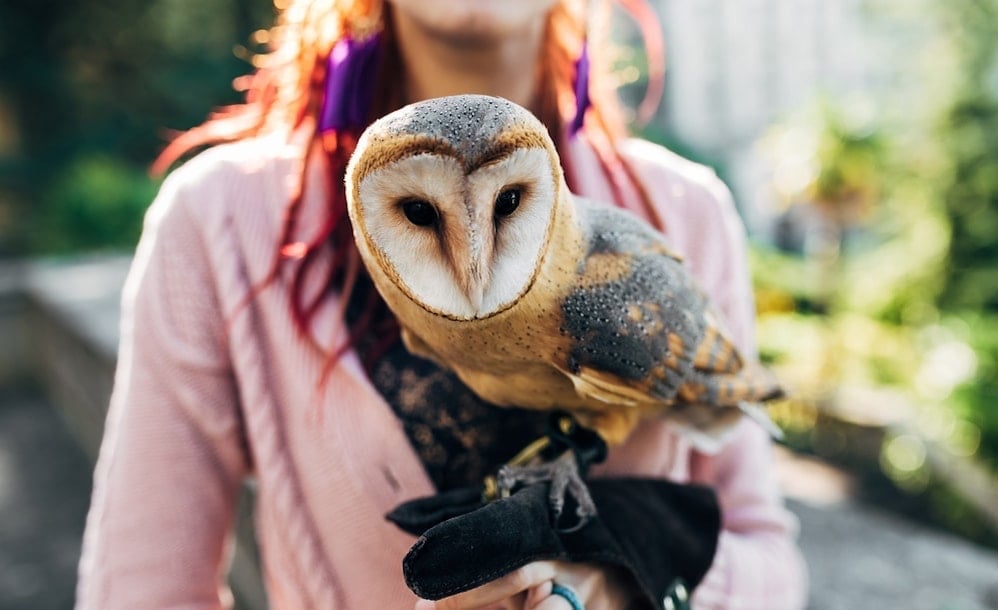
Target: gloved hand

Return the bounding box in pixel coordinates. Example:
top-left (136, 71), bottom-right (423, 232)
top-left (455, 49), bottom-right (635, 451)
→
top-left (387, 476), bottom-right (721, 609)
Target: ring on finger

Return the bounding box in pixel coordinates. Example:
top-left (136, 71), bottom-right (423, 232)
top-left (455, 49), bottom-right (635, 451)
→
top-left (550, 582), bottom-right (585, 610)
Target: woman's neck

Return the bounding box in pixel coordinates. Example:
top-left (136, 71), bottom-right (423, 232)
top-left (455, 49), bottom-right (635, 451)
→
top-left (389, 8), bottom-right (546, 111)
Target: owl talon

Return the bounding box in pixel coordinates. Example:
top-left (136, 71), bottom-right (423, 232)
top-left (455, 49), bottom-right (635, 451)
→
top-left (496, 450), bottom-right (597, 532)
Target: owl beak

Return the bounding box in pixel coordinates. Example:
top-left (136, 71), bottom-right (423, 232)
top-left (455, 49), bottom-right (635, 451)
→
top-left (452, 219), bottom-right (493, 315)
top-left (465, 265), bottom-right (486, 313)
top-left (469, 282), bottom-right (485, 312)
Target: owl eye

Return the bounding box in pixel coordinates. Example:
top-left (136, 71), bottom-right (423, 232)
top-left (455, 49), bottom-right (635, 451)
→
top-left (401, 199), bottom-right (439, 227)
top-left (495, 188), bottom-right (521, 218)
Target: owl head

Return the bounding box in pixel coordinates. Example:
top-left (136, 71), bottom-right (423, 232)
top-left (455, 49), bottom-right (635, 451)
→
top-left (346, 94), bottom-right (564, 320)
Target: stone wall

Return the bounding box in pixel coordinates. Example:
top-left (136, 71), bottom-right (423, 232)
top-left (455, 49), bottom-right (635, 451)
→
top-left (8, 255), bottom-right (266, 610)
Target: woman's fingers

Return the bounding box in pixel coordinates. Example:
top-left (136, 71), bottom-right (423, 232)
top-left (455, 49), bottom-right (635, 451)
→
top-left (412, 559), bottom-right (633, 609)
top-left (525, 579), bottom-right (577, 610)
top-left (524, 580), bottom-right (553, 608)
top-left (530, 597), bottom-right (574, 610)
top-left (417, 562), bottom-right (558, 610)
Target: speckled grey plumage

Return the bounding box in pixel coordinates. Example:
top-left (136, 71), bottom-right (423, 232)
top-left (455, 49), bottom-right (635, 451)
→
top-left (562, 200), bottom-right (705, 399)
top-left (365, 94), bottom-right (540, 171)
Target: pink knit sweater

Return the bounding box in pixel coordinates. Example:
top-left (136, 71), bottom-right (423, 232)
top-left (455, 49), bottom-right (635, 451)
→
top-left (76, 132), bottom-right (808, 609)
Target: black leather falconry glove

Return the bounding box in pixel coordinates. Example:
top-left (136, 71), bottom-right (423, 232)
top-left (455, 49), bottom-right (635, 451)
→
top-left (387, 475), bottom-right (721, 609)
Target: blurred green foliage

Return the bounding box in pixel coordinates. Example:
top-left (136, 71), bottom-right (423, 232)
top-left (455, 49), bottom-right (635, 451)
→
top-left (929, 0), bottom-right (998, 478)
top-left (936, 2), bottom-right (998, 312)
top-left (31, 156), bottom-right (159, 253)
top-left (0, 0), bottom-right (273, 256)
top-left (745, 0), bottom-right (998, 543)
top-left (808, 110), bottom-right (886, 219)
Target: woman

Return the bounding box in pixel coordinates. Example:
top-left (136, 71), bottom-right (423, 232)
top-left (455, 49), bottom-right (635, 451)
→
top-left (76, 0), bottom-right (808, 608)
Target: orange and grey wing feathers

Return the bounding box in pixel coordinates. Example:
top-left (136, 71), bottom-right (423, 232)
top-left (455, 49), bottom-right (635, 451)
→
top-left (684, 312), bottom-right (784, 406)
top-left (559, 200), bottom-right (782, 446)
top-left (558, 202), bottom-right (706, 408)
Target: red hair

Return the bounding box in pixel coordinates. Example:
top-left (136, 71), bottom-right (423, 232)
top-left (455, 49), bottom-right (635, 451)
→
top-left (153, 0), bottom-right (665, 369)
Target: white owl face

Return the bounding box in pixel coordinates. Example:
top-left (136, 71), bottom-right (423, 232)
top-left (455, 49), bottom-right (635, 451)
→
top-left (353, 145), bottom-right (558, 320)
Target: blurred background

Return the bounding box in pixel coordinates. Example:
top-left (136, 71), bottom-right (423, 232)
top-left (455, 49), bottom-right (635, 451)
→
top-left (0, 0), bottom-right (996, 608)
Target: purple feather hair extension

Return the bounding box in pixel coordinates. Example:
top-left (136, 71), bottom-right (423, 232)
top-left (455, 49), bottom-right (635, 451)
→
top-left (569, 41), bottom-right (591, 138)
top-left (319, 32), bottom-right (384, 133)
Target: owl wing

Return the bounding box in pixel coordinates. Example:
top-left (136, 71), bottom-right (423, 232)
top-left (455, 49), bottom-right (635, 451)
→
top-left (557, 201), bottom-right (705, 405)
top-left (559, 199), bottom-right (757, 410)
top-left (558, 200), bottom-right (783, 448)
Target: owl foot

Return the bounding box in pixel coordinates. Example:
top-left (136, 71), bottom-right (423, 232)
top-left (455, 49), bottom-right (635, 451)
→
top-left (496, 450), bottom-right (597, 532)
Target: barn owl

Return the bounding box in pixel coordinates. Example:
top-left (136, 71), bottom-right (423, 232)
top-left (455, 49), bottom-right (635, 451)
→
top-left (346, 95), bottom-right (782, 522)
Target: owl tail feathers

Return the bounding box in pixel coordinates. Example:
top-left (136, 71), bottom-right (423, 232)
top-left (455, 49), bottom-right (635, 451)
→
top-left (729, 361), bottom-right (786, 441)
top-left (722, 360), bottom-right (785, 404)
top-left (664, 404), bottom-right (745, 455)
top-left (665, 402), bottom-right (783, 455)
top-left (739, 401), bottom-right (785, 441)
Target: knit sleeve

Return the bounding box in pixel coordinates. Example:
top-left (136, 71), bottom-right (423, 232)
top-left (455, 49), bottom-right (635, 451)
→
top-left (681, 175), bottom-right (809, 609)
top-left (75, 166), bottom-right (251, 609)
top-left (690, 422), bottom-right (809, 609)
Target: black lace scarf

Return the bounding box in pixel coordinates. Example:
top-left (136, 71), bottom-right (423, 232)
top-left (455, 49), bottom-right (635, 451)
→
top-left (346, 278), bottom-right (548, 492)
